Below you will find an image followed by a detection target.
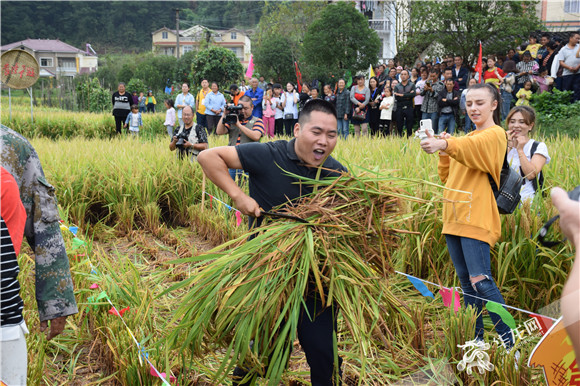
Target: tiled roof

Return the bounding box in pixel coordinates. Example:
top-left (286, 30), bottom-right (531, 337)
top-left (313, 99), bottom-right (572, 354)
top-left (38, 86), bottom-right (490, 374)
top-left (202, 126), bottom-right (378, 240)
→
top-left (0, 39), bottom-right (93, 55)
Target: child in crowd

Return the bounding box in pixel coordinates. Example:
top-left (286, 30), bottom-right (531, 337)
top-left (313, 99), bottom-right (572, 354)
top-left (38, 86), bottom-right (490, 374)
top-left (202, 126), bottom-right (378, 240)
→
top-left (125, 105), bottom-right (143, 135)
top-left (531, 67), bottom-right (552, 95)
top-left (163, 99), bottom-right (176, 138)
top-left (379, 87), bottom-right (394, 135)
top-left (271, 84), bottom-right (284, 137)
top-left (515, 80), bottom-right (533, 106)
top-left (138, 92), bottom-right (146, 113)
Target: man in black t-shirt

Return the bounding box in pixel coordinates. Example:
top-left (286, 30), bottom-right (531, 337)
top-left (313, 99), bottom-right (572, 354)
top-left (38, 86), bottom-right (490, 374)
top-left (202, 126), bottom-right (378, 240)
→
top-left (198, 99), bottom-right (346, 385)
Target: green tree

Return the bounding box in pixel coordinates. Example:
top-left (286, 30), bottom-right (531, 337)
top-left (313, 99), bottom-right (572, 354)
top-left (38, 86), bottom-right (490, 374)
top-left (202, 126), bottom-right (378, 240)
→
top-left (253, 36), bottom-right (295, 84)
top-left (190, 46), bottom-right (243, 88)
top-left (255, 2), bottom-right (327, 61)
top-left (174, 51), bottom-right (197, 85)
top-left (301, 2), bottom-right (381, 83)
top-left (75, 77), bottom-right (110, 112)
top-left (399, 1), bottom-right (542, 66)
top-left (126, 78), bottom-right (147, 95)
top-left (133, 54), bottom-right (177, 91)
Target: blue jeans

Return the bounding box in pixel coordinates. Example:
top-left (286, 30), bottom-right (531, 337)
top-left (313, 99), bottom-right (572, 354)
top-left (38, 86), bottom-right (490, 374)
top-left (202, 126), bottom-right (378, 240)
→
top-left (229, 168), bottom-right (247, 184)
top-left (500, 90), bottom-right (513, 122)
top-left (438, 112), bottom-right (455, 135)
top-left (445, 235), bottom-right (514, 348)
top-left (337, 118), bottom-right (350, 139)
top-left (421, 111), bottom-right (438, 134)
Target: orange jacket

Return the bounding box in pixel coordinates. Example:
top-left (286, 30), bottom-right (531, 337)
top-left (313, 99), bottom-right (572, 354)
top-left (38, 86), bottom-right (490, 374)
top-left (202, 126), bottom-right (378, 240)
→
top-left (437, 125), bottom-right (507, 246)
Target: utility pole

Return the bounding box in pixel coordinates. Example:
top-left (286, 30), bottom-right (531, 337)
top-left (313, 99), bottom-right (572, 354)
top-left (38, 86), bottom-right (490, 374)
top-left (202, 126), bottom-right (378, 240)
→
top-left (175, 8), bottom-right (180, 59)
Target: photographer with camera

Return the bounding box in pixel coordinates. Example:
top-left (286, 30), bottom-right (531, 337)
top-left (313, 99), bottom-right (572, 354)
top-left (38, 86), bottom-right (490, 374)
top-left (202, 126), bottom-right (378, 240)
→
top-left (216, 95), bottom-right (264, 181)
top-left (169, 106), bottom-right (208, 162)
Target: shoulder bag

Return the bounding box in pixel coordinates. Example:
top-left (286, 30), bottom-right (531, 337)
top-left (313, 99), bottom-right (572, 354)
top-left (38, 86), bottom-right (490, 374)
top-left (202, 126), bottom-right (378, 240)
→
top-left (488, 146), bottom-right (524, 214)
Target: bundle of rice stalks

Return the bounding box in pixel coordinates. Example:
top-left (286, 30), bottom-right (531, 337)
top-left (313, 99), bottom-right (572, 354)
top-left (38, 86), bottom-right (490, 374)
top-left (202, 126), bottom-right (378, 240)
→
top-left (165, 172), bottom-right (431, 384)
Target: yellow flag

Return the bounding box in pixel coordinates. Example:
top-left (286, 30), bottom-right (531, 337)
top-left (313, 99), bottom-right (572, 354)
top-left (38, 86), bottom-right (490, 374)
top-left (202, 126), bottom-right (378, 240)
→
top-left (369, 64), bottom-right (375, 78)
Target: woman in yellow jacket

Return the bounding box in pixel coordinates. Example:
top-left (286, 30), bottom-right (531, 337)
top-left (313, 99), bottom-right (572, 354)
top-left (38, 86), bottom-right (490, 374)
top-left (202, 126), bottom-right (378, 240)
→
top-left (420, 83), bottom-right (514, 349)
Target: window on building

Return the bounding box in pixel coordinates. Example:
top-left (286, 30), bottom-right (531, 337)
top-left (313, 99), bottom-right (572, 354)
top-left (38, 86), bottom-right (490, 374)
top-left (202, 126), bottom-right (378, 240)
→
top-left (214, 34), bottom-right (222, 42)
top-left (564, 0), bottom-right (580, 13)
top-left (162, 31), bottom-right (168, 39)
top-left (58, 58), bottom-right (76, 69)
top-left (183, 46), bottom-right (193, 54)
top-left (40, 58), bottom-right (53, 67)
top-left (231, 32), bottom-right (237, 40)
top-left (228, 47), bottom-right (242, 59)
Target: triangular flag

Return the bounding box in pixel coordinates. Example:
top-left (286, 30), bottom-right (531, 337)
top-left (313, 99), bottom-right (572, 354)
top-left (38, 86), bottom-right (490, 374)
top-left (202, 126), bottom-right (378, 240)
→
top-left (150, 364), bottom-right (177, 383)
top-left (89, 283), bottom-right (99, 289)
top-left (406, 275), bottom-right (434, 298)
top-left (71, 237), bottom-right (87, 250)
top-left (60, 224), bottom-right (69, 233)
top-left (245, 54), bottom-right (254, 79)
top-left (345, 69), bottom-right (353, 88)
top-left (69, 226), bottom-right (78, 235)
top-left (440, 287), bottom-right (461, 312)
top-left (108, 306), bottom-right (130, 317)
top-left (528, 313), bottom-right (554, 335)
top-left (235, 210), bottom-right (242, 227)
top-left (295, 61), bottom-right (303, 93)
top-left (475, 42), bottom-right (483, 84)
top-left (369, 64), bottom-right (375, 78)
top-left (486, 301), bottom-right (516, 331)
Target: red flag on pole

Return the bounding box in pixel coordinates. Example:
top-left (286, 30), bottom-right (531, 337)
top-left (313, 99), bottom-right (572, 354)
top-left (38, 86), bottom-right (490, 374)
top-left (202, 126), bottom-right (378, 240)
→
top-left (475, 42), bottom-right (483, 83)
top-left (294, 61), bottom-right (303, 92)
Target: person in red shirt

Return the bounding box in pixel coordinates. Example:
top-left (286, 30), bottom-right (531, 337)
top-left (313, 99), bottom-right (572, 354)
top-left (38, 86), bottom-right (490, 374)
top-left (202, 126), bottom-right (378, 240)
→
top-left (1, 167), bottom-right (28, 385)
top-left (484, 56), bottom-right (506, 89)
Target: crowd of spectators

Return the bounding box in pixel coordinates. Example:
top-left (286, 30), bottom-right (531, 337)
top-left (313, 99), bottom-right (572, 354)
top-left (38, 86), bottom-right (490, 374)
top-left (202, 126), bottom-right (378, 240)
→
top-left (219, 31), bottom-right (579, 139)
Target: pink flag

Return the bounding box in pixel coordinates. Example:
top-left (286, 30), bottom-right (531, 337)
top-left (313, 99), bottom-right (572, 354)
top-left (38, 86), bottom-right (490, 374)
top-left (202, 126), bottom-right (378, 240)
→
top-left (108, 306), bottom-right (130, 317)
top-left (235, 211), bottom-right (242, 226)
top-left (150, 364), bottom-right (177, 383)
top-left (89, 283), bottom-right (99, 289)
top-left (245, 54), bottom-right (254, 79)
top-left (440, 287), bottom-right (461, 313)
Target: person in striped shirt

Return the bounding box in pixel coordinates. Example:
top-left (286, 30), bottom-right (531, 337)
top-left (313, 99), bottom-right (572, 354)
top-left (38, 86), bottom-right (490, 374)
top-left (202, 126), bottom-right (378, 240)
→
top-left (216, 95), bottom-right (264, 182)
top-left (1, 167), bottom-right (28, 385)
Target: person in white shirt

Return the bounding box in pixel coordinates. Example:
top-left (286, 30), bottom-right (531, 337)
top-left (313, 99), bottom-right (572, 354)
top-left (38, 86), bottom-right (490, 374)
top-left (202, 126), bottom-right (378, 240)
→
top-left (163, 99), bottom-right (176, 138)
top-left (379, 87), bottom-right (394, 136)
top-left (506, 106), bottom-right (550, 203)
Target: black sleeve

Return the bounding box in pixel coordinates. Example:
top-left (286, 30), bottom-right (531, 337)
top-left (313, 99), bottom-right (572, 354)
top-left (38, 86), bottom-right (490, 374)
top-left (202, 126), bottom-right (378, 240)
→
top-left (236, 142), bottom-right (272, 175)
top-left (112, 92), bottom-right (116, 106)
top-left (196, 125), bottom-right (208, 144)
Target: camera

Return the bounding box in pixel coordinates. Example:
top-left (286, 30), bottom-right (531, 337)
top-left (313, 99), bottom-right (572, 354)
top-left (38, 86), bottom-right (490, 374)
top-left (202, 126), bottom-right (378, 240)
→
top-left (175, 131), bottom-right (189, 149)
top-left (425, 80), bottom-right (432, 87)
top-left (538, 185), bottom-right (580, 247)
top-left (224, 103), bottom-right (243, 125)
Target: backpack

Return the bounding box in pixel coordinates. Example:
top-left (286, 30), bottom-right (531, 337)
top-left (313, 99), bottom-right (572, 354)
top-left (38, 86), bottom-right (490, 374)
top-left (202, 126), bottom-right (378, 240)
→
top-left (520, 141), bottom-right (544, 195)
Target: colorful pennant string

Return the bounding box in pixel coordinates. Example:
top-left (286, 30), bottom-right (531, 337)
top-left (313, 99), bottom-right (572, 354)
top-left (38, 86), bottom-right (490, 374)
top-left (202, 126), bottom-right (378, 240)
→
top-left (235, 210), bottom-right (243, 227)
top-left (61, 219), bottom-right (173, 385)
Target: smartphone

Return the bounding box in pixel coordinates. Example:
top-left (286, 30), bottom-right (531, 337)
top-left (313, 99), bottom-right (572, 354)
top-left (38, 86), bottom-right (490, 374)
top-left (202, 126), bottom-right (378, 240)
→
top-left (420, 119), bottom-right (433, 133)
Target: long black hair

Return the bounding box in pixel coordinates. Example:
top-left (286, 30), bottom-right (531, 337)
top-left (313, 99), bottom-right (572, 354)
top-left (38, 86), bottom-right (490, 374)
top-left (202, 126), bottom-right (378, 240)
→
top-left (466, 83), bottom-right (502, 126)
